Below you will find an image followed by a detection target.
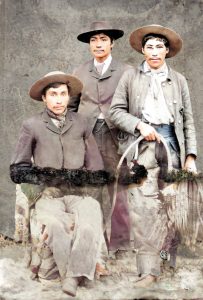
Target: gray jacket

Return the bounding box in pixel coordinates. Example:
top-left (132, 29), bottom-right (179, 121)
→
top-left (68, 58), bottom-right (132, 133)
top-left (109, 64), bottom-right (197, 167)
top-left (11, 110), bottom-right (104, 170)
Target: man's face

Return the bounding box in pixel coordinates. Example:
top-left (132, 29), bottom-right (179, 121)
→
top-left (89, 33), bottom-right (114, 62)
top-left (142, 38), bottom-right (169, 69)
top-left (42, 84), bottom-right (69, 115)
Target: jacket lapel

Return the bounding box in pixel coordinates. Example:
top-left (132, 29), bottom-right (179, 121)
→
top-left (42, 110), bottom-right (61, 134)
top-left (61, 112), bottom-right (73, 134)
top-left (89, 58), bottom-right (117, 80)
top-left (42, 110), bottom-right (73, 135)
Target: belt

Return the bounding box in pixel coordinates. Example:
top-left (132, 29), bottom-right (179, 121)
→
top-left (143, 120), bottom-right (175, 136)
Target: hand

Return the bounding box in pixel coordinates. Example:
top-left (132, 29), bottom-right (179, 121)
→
top-left (137, 121), bottom-right (161, 143)
top-left (184, 155), bottom-right (197, 173)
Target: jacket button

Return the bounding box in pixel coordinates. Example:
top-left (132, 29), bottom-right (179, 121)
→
top-left (162, 83), bottom-right (166, 87)
top-left (168, 81), bottom-right (172, 85)
top-left (173, 100), bottom-right (177, 104)
top-left (178, 120), bottom-right (181, 124)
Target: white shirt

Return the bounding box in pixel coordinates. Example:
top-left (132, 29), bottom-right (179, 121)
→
top-left (94, 54), bottom-right (112, 75)
top-left (142, 61), bottom-right (174, 125)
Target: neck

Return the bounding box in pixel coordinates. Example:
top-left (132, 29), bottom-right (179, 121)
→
top-left (95, 54), bottom-right (111, 63)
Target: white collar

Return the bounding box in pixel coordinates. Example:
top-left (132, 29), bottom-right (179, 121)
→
top-left (94, 54), bottom-right (112, 68)
top-left (143, 61), bottom-right (168, 75)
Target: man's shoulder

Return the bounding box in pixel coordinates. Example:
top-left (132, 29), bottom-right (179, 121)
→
top-left (22, 112), bottom-right (43, 126)
top-left (168, 66), bottom-right (187, 83)
top-left (68, 111), bottom-right (88, 124)
top-left (73, 59), bottom-right (93, 74)
top-left (111, 58), bottom-right (133, 71)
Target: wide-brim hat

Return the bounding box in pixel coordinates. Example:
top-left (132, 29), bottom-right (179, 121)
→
top-left (77, 21), bottom-right (124, 43)
top-left (29, 71), bottom-right (83, 101)
top-left (129, 24), bottom-right (183, 58)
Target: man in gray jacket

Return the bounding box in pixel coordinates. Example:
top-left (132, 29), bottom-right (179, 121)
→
top-left (10, 71), bottom-right (109, 297)
top-left (69, 21), bottom-right (132, 252)
top-left (109, 25), bottom-right (197, 287)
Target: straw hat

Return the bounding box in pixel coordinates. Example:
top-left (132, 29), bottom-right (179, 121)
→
top-left (129, 24), bottom-right (183, 58)
top-left (77, 21), bottom-right (124, 43)
top-left (29, 71), bottom-right (83, 101)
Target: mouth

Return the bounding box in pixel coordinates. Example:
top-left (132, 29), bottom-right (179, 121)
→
top-left (150, 58), bottom-right (161, 62)
top-left (54, 106), bottom-right (64, 110)
top-left (94, 50), bottom-right (104, 53)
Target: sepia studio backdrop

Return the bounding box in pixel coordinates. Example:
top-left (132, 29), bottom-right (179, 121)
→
top-left (0, 0), bottom-right (202, 237)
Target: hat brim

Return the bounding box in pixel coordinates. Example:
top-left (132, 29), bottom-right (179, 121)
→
top-left (29, 74), bottom-right (83, 101)
top-left (129, 25), bottom-right (183, 58)
top-left (77, 29), bottom-right (124, 43)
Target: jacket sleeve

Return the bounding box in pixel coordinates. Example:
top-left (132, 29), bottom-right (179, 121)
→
top-left (181, 75), bottom-right (197, 157)
top-left (68, 67), bottom-right (81, 112)
top-left (84, 133), bottom-right (105, 171)
top-left (109, 70), bottom-right (141, 135)
top-left (68, 93), bottom-right (81, 112)
top-left (11, 120), bottom-right (35, 167)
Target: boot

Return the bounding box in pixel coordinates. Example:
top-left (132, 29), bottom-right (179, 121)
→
top-left (62, 277), bottom-right (79, 297)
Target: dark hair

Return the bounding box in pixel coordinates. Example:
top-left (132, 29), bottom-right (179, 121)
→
top-left (142, 33), bottom-right (169, 48)
top-left (42, 82), bottom-right (69, 96)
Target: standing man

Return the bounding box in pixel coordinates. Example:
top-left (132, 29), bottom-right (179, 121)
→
top-left (10, 71), bottom-right (109, 297)
top-left (69, 21), bottom-right (132, 251)
top-left (109, 25), bottom-right (197, 286)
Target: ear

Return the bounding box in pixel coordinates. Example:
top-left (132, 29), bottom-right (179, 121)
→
top-left (111, 40), bottom-right (115, 50)
top-left (42, 95), bottom-right (46, 103)
top-left (141, 47), bottom-right (145, 54)
top-left (166, 47), bottom-right (169, 54)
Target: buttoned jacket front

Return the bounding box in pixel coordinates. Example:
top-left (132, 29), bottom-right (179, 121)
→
top-left (109, 64), bottom-right (197, 167)
top-left (11, 110), bottom-right (104, 170)
top-left (68, 59), bottom-right (132, 133)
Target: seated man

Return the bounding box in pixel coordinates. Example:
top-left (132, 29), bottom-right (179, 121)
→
top-left (10, 71), bottom-right (110, 297)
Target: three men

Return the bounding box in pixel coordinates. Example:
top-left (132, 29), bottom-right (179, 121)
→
top-left (69, 21), bottom-right (132, 250)
top-left (109, 24), bottom-right (197, 286)
top-left (10, 71), bottom-right (108, 297)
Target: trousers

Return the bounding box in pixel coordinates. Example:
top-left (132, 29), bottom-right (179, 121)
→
top-left (128, 124), bottom-right (181, 276)
top-left (34, 192), bottom-right (104, 280)
top-left (93, 120), bottom-right (130, 250)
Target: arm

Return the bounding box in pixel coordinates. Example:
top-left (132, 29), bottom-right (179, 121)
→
top-left (109, 71), bottom-right (140, 135)
top-left (68, 67), bottom-right (82, 112)
top-left (10, 120), bottom-right (37, 183)
top-left (181, 76), bottom-right (197, 172)
top-left (68, 93), bottom-right (81, 112)
top-left (109, 70), bottom-right (160, 142)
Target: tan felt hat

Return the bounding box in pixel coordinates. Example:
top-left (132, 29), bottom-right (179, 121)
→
top-left (129, 24), bottom-right (183, 58)
top-left (29, 71), bottom-right (83, 101)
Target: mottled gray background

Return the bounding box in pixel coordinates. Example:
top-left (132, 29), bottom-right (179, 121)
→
top-left (0, 0), bottom-right (202, 237)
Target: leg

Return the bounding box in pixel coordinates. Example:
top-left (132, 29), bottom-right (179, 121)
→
top-left (93, 122), bottom-right (130, 251)
top-left (63, 195), bottom-right (104, 280)
top-left (129, 142), bottom-right (168, 285)
top-left (34, 193), bottom-right (75, 279)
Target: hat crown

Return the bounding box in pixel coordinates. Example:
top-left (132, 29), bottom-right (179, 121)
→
top-left (44, 71), bottom-right (66, 78)
top-left (89, 21), bottom-right (113, 31)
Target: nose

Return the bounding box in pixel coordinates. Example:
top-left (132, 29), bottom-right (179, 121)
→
top-left (152, 48), bottom-right (158, 56)
top-left (95, 40), bottom-right (102, 48)
top-left (56, 96), bottom-right (62, 103)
